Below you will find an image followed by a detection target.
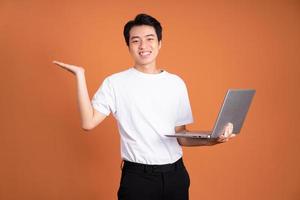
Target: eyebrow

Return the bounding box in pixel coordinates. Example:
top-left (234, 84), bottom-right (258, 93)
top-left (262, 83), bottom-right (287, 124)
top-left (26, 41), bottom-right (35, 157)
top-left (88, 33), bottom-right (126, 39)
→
top-left (130, 34), bottom-right (155, 40)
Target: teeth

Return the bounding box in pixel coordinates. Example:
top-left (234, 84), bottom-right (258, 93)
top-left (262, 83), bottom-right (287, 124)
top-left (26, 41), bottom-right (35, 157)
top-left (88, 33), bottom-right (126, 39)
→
top-left (139, 51), bottom-right (151, 56)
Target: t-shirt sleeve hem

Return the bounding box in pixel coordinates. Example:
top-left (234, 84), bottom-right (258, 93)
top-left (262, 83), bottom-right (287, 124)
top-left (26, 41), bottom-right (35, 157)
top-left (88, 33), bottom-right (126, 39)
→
top-left (92, 104), bottom-right (110, 116)
top-left (175, 119), bottom-right (194, 126)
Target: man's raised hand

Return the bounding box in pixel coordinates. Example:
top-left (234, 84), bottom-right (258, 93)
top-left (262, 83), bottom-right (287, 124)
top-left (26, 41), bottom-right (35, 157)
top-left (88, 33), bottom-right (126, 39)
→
top-left (53, 60), bottom-right (85, 75)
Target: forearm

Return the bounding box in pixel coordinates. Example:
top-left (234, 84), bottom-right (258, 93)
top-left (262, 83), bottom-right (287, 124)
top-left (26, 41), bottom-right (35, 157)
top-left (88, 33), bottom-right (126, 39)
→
top-left (175, 126), bottom-right (219, 147)
top-left (75, 71), bottom-right (94, 129)
top-left (177, 137), bottom-right (218, 147)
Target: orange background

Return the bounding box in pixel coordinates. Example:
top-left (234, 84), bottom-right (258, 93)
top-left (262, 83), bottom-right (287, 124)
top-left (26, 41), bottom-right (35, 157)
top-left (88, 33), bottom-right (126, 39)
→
top-left (1, 1), bottom-right (299, 199)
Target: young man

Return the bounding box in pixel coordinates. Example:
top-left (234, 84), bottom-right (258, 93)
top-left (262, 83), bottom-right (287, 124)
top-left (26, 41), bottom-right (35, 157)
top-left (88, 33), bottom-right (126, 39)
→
top-left (53, 13), bottom-right (235, 200)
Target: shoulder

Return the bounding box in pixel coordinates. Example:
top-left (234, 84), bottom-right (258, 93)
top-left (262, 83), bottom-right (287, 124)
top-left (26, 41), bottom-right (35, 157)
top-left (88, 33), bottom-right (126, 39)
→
top-left (103, 68), bottom-right (133, 84)
top-left (164, 71), bottom-right (187, 87)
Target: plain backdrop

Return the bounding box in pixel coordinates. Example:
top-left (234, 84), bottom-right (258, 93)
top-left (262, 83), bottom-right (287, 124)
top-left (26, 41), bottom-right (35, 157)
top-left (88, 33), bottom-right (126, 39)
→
top-left (1, 0), bottom-right (299, 199)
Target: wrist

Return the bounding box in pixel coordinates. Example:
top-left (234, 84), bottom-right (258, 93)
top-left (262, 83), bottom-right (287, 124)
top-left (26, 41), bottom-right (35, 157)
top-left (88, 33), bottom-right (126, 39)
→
top-left (207, 139), bottom-right (219, 146)
top-left (76, 68), bottom-right (85, 76)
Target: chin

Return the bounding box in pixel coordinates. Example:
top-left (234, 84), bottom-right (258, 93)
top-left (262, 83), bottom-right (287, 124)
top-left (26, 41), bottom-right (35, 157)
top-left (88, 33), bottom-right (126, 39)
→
top-left (135, 59), bottom-right (154, 66)
top-left (137, 62), bottom-right (154, 67)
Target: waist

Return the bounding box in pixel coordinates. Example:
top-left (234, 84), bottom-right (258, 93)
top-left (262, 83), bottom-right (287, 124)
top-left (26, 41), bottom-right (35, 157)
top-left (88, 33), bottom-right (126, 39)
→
top-left (122, 157), bottom-right (185, 173)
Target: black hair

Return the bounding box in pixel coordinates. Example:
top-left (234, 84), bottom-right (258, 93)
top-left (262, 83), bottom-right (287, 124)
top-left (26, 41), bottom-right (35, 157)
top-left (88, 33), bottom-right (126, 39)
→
top-left (123, 13), bottom-right (162, 46)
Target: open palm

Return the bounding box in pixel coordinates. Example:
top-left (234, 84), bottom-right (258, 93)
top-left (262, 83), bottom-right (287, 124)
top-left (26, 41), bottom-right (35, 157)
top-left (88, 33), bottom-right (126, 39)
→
top-left (53, 60), bottom-right (84, 75)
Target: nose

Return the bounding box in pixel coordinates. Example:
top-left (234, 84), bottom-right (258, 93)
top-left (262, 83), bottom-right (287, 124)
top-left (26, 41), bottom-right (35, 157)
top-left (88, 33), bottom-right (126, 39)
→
top-left (138, 40), bottom-right (146, 50)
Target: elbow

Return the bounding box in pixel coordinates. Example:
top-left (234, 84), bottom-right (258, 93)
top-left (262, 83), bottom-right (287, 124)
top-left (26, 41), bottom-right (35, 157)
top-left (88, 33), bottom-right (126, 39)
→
top-left (81, 123), bottom-right (94, 132)
top-left (177, 138), bottom-right (187, 146)
top-left (82, 127), bottom-right (92, 132)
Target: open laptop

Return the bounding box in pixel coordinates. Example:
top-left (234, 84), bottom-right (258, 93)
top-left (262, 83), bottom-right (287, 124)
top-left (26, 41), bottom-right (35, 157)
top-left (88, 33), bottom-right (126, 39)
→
top-left (165, 89), bottom-right (255, 139)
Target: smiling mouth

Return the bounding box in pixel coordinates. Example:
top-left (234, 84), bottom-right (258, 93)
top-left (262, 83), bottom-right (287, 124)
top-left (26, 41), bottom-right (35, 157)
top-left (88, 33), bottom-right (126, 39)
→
top-left (139, 51), bottom-right (152, 57)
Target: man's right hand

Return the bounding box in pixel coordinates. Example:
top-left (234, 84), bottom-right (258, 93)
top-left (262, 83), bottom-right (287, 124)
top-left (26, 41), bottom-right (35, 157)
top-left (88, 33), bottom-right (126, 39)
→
top-left (52, 60), bottom-right (107, 130)
top-left (53, 60), bottom-right (85, 75)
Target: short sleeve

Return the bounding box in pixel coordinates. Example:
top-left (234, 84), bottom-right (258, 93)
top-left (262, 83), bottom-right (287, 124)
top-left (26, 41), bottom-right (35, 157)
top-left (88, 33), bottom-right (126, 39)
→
top-left (175, 79), bottom-right (194, 126)
top-left (91, 77), bottom-right (116, 116)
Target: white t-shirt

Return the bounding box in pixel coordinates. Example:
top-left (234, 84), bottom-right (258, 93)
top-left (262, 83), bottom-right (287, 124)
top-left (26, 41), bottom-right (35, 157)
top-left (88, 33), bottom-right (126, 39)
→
top-left (91, 67), bottom-right (194, 164)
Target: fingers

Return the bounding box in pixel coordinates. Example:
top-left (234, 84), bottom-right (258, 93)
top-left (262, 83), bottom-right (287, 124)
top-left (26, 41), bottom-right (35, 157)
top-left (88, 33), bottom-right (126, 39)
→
top-left (53, 60), bottom-right (61, 65)
top-left (224, 123), bottom-right (233, 137)
top-left (53, 60), bottom-right (74, 73)
top-left (218, 133), bottom-right (236, 143)
top-left (218, 122), bottom-right (235, 143)
top-left (52, 60), bottom-right (84, 75)
top-left (52, 60), bottom-right (80, 69)
top-left (53, 60), bottom-right (68, 67)
top-left (217, 135), bottom-right (229, 143)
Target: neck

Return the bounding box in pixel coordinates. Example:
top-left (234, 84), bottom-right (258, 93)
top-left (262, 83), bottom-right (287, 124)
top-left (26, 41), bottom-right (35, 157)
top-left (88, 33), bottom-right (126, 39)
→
top-left (134, 61), bottom-right (162, 74)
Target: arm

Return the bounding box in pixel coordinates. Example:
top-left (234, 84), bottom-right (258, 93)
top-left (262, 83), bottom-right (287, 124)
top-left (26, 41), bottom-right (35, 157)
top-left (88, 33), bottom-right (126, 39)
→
top-left (75, 71), bottom-right (107, 130)
top-left (53, 61), bottom-right (107, 131)
top-left (175, 124), bottom-right (235, 147)
top-left (175, 125), bottom-right (217, 146)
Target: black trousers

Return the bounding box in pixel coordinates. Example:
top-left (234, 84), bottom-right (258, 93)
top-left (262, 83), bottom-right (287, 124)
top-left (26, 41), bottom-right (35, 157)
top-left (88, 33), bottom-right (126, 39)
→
top-left (117, 158), bottom-right (190, 200)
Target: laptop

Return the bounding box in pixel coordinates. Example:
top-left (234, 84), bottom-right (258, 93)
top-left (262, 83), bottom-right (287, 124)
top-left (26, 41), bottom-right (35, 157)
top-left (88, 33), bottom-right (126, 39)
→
top-left (165, 89), bottom-right (255, 139)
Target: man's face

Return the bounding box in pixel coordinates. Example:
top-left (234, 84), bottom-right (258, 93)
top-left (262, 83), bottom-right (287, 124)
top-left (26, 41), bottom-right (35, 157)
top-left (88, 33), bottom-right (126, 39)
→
top-left (128, 25), bottom-right (161, 68)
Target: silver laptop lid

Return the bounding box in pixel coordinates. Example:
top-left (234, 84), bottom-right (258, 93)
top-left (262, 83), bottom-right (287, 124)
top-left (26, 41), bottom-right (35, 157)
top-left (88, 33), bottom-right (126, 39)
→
top-left (211, 89), bottom-right (255, 138)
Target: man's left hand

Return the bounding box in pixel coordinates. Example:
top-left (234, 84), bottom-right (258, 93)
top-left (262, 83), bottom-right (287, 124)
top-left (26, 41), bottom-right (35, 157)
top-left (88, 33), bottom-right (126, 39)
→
top-left (216, 122), bottom-right (236, 143)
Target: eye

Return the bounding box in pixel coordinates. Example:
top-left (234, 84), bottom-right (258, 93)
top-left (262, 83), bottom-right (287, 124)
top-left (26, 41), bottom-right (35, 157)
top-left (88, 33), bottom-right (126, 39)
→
top-left (131, 40), bottom-right (139, 43)
top-left (148, 38), bottom-right (154, 41)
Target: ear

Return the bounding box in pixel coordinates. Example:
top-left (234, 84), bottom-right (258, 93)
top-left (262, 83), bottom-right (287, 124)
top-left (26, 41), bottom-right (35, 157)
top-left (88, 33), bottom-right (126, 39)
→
top-left (158, 40), bottom-right (162, 49)
top-left (127, 44), bottom-right (132, 52)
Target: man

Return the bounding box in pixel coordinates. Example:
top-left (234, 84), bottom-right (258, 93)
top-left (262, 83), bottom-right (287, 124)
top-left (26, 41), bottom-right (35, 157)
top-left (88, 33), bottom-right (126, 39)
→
top-left (53, 13), bottom-right (235, 200)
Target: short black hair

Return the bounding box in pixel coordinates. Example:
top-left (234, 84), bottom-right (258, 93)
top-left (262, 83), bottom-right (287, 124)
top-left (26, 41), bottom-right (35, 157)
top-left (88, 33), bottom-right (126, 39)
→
top-left (123, 13), bottom-right (162, 46)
